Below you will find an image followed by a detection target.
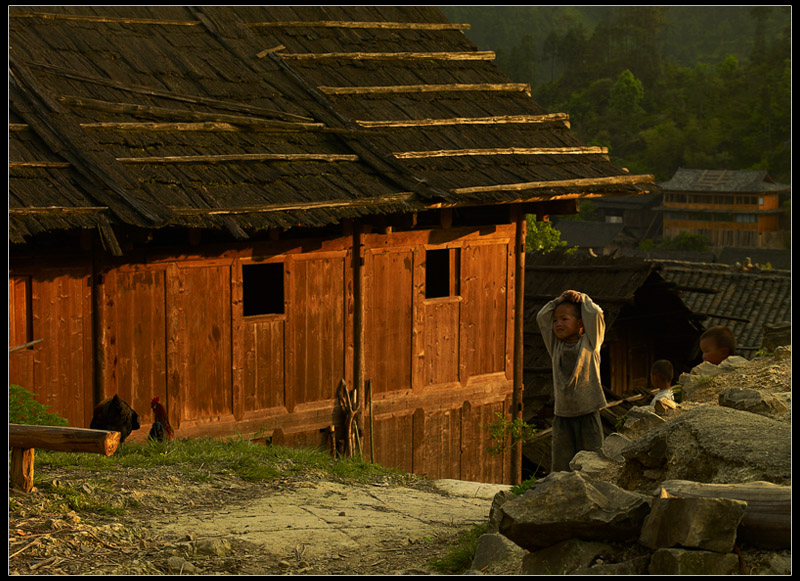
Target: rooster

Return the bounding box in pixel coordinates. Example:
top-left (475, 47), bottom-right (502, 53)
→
top-left (149, 396), bottom-right (174, 441)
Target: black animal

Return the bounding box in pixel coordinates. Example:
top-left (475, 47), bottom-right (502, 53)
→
top-left (89, 395), bottom-right (140, 444)
top-left (148, 420), bottom-right (166, 442)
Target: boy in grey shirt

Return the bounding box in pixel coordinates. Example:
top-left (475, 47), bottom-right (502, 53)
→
top-left (536, 290), bottom-right (606, 472)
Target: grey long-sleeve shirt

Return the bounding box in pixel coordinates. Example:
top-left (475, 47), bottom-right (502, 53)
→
top-left (536, 293), bottom-right (607, 417)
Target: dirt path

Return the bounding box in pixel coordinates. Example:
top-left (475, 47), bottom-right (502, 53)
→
top-left (9, 466), bottom-right (508, 575)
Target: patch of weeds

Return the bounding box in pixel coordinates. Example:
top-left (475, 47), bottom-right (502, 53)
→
top-left (428, 522), bottom-right (489, 574)
top-left (8, 384), bottom-right (69, 426)
top-left (510, 475), bottom-right (537, 496)
top-left (39, 480), bottom-right (125, 516)
top-left (481, 412), bottom-right (536, 455)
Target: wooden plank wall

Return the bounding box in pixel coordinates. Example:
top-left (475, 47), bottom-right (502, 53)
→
top-left (8, 223), bottom-right (517, 483)
top-left (8, 266), bottom-right (94, 427)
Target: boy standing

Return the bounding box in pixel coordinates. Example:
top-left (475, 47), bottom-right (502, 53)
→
top-left (536, 290), bottom-right (607, 473)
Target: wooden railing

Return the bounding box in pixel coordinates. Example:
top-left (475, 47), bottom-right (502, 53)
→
top-left (9, 424), bottom-right (121, 492)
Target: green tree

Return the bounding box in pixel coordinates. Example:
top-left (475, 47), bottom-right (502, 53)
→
top-left (525, 215), bottom-right (570, 253)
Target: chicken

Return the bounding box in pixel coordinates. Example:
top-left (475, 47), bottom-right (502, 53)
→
top-left (148, 420), bottom-right (166, 442)
top-left (150, 396), bottom-right (174, 440)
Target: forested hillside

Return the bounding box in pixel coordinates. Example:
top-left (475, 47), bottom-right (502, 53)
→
top-left (440, 6), bottom-right (791, 182)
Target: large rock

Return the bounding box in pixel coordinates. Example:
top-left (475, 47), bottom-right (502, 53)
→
top-left (618, 405), bottom-right (791, 491)
top-left (718, 387), bottom-right (789, 417)
top-left (497, 471), bottom-right (651, 551)
top-left (520, 538), bottom-right (613, 574)
top-left (648, 548), bottom-right (740, 575)
top-left (470, 532), bottom-right (526, 575)
top-left (639, 494), bottom-right (747, 553)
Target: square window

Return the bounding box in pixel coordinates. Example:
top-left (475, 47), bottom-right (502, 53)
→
top-left (242, 262), bottom-right (284, 316)
top-left (425, 248), bottom-right (460, 299)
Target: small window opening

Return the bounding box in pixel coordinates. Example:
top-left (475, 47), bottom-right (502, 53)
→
top-left (425, 248), bottom-right (460, 299)
top-left (242, 262), bottom-right (284, 316)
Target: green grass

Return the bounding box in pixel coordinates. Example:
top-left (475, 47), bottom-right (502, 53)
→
top-left (428, 522), bottom-right (489, 573)
top-left (33, 435), bottom-right (413, 486)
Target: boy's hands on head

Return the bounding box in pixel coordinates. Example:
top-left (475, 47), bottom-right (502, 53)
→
top-left (560, 290), bottom-right (582, 303)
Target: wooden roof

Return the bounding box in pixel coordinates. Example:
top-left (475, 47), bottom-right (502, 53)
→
top-left (9, 6), bottom-right (656, 251)
top-left (654, 260), bottom-right (792, 358)
top-left (659, 168), bottom-right (790, 193)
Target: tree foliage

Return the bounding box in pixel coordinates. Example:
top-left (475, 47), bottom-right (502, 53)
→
top-left (441, 6), bottom-right (791, 183)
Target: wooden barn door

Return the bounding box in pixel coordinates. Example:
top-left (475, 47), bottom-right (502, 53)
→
top-left (364, 248), bottom-right (413, 395)
top-left (168, 263), bottom-right (233, 426)
top-left (285, 254), bottom-right (347, 410)
top-left (99, 266), bottom-right (168, 428)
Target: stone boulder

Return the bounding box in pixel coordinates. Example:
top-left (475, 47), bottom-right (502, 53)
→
top-left (639, 493), bottom-right (747, 553)
top-left (617, 405), bottom-right (791, 491)
top-left (520, 538), bottom-right (613, 574)
top-left (497, 471), bottom-right (651, 551)
top-left (648, 548), bottom-right (740, 575)
top-left (718, 387), bottom-right (789, 417)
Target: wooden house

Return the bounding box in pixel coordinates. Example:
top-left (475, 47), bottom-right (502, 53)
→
top-left (8, 7), bottom-right (655, 484)
top-left (659, 168), bottom-right (789, 249)
top-left (655, 260), bottom-right (792, 359)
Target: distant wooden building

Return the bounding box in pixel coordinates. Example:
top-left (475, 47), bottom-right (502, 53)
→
top-left (659, 168), bottom-right (789, 249)
top-left (8, 7), bottom-right (655, 483)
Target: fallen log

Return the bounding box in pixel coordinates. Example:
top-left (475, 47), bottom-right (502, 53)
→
top-left (659, 480), bottom-right (791, 549)
top-left (9, 424), bottom-right (121, 493)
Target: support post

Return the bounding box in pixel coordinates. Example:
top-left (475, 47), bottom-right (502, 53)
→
top-left (511, 206), bottom-right (526, 485)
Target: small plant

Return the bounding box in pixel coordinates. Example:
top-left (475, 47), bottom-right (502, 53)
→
top-left (8, 384), bottom-right (69, 426)
top-left (428, 522), bottom-right (488, 573)
top-left (614, 413), bottom-right (629, 431)
top-left (481, 412), bottom-right (536, 455)
top-left (510, 475), bottom-right (537, 496)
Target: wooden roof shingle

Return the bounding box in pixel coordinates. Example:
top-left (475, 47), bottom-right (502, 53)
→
top-left (9, 6), bottom-right (657, 251)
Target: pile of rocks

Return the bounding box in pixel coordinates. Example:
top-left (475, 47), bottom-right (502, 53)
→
top-left (469, 348), bottom-right (792, 575)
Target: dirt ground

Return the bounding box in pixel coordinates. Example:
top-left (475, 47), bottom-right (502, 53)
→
top-left (9, 464), bottom-right (500, 575)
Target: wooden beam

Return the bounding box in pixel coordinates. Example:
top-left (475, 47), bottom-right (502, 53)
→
top-left (117, 153), bottom-right (359, 164)
top-left (317, 83), bottom-right (531, 96)
top-left (394, 146), bottom-right (608, 160)
top-left (9, 161), bottom-right (71, 168)
top-left (355, 113), bottom-right (570, 128)
top-left (59, 95), bottom-right (324, 130)
top-left (9, 424), bottom-right (121, 455)
top-left (9, 206), bottom-right (108, 215)
top-left (511, 206), bottom-right (526, 486)
top-left (452, 174), bottom-right (655, 195)
top-left (247, 20), bottom-right (470, 31)
top-left (280, 51), bottom-right (495, 61)
top-left (10, 12), bottom-right (199, 25)
top-left (168, 192), bottom-right (417, 216)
